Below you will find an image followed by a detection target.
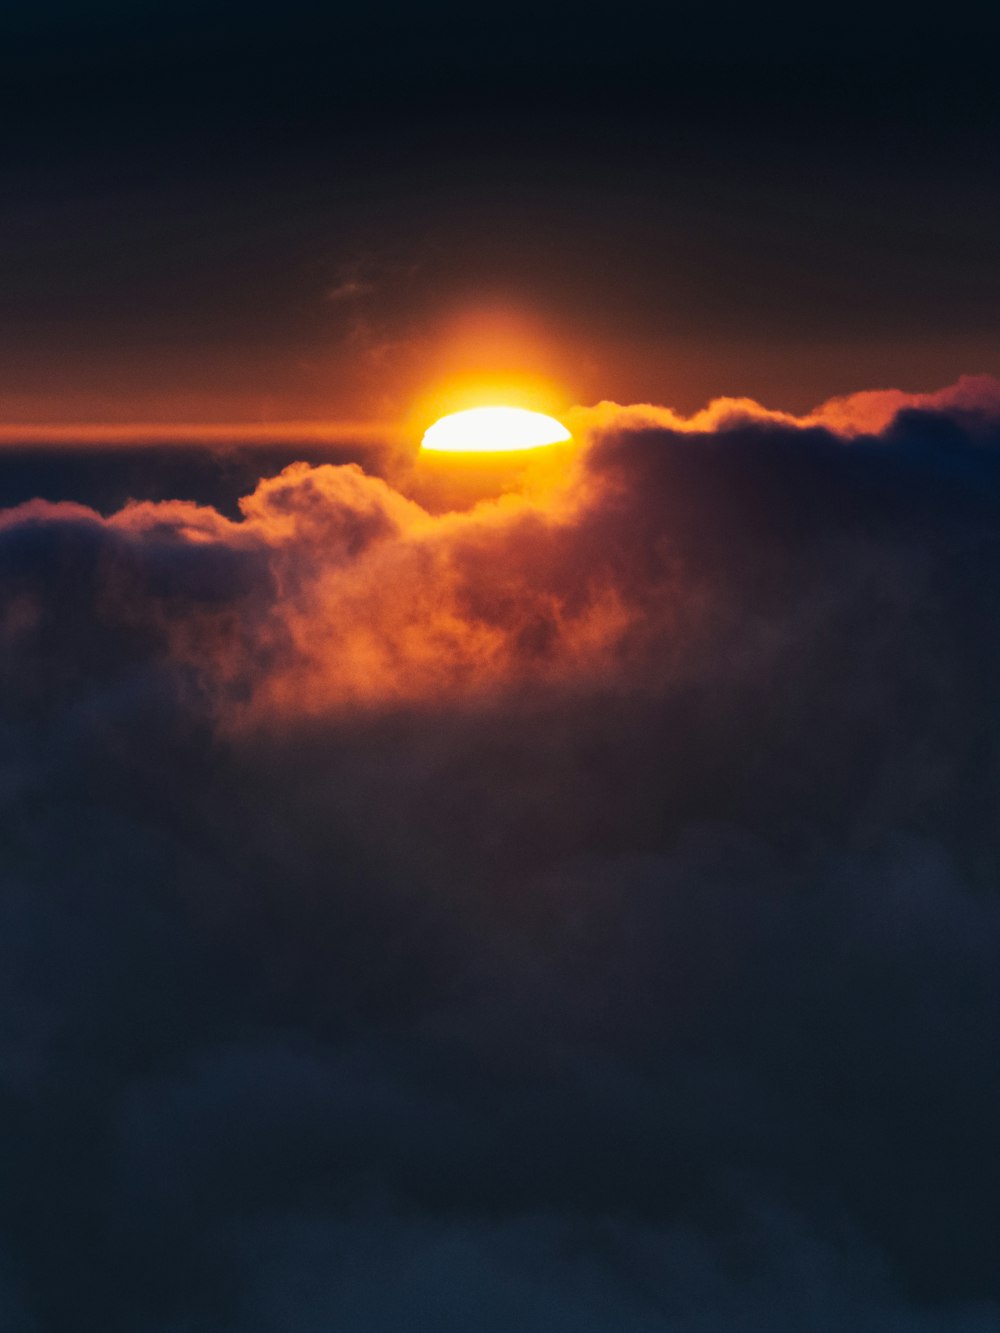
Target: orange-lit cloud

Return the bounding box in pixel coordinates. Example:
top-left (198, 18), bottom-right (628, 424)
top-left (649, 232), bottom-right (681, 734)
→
top-left (7, 375), bottom-right (1000, 732)
top-left (570, 373), bottom-right (1000, 439)
top-left (140, 458), bottom-right (633, 719)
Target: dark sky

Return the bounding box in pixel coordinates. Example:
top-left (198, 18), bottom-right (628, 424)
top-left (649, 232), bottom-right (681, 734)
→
top-left (4, 0), bottom-right (1000, 420)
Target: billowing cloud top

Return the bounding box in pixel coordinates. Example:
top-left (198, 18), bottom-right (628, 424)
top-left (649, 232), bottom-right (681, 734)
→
top-left (2, 380), bottom-right (1000, 1330)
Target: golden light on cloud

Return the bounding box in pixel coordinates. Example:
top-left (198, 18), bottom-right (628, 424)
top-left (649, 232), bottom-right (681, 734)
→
top-left (421, 406), bottom-right (571, 454)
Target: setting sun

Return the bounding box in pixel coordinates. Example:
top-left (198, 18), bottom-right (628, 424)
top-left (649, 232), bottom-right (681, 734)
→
top-left (421, 406), bottom-right (571, 454)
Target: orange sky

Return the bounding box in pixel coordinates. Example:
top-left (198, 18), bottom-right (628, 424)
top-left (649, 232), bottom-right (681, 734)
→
top-left (2, 298), bottom-right (998, 438)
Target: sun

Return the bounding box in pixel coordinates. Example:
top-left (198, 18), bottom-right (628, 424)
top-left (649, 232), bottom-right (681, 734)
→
top-left (421, 406), bottom-right (571, 454)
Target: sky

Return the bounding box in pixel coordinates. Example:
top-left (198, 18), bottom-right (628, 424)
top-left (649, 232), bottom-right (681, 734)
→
top-left (4, 0), bottom-right (1000, 424)
top-left (4, 3), bottom-right (1000, 1331)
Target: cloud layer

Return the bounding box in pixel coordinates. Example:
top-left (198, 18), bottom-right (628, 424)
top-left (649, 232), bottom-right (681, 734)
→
top-left (3, 381), bottom-right (1000, 1329)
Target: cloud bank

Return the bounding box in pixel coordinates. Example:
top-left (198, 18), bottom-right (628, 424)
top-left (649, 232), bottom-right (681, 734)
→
top-left (3, 379), bottom-right (1000, 1330)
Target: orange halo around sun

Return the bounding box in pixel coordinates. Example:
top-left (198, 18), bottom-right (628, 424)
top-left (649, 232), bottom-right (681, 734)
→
top-left (421, 406), bottom-right (572, 454)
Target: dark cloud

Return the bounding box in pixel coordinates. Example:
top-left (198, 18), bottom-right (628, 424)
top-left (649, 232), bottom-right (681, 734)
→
top-left (3, 385), bottom-right (1000, 1329)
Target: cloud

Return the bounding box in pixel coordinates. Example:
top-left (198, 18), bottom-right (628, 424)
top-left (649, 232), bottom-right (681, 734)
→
top-left (326, 279), bottom-right (375, 303)
top-left (2, 379), bottom-right (1000, 1328)
top-left (573, 372), bottom-right (1000, 437)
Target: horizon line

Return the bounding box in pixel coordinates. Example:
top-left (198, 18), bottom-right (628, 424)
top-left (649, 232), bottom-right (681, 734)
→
top-left (0, 420), bottom-right (401, 447)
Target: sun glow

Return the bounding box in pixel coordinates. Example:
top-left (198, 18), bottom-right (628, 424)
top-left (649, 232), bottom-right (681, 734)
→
top-left (421, 406), bottom-right (571, 454)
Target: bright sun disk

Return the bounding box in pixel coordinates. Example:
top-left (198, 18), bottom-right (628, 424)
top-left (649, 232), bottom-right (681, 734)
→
top-left (421, 406), bottom-right (571, 454)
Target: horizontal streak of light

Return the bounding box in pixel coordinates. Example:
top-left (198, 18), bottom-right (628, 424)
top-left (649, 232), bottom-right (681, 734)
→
top-left (0, 421), bottom-right (398, 447)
